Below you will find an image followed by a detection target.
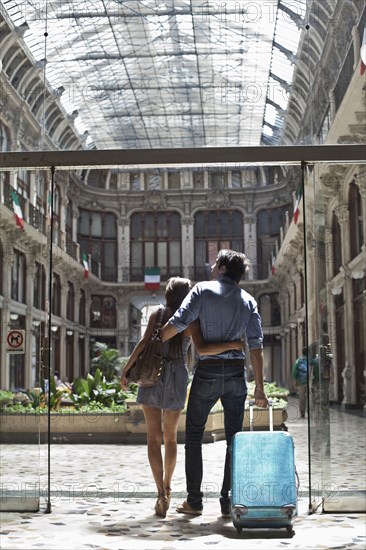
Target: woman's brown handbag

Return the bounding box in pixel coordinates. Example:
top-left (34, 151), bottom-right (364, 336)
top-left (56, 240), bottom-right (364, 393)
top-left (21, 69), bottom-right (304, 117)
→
top-left (127, 306), bottom-right (164, 388)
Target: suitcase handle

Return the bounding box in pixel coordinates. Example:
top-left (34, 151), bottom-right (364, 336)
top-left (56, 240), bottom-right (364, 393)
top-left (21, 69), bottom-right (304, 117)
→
top-left (249, 398), bottom-right (273, 431)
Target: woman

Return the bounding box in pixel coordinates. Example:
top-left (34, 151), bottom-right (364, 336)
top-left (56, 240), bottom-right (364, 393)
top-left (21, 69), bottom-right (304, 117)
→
top-left (121, 277), bottom-right (242, 518)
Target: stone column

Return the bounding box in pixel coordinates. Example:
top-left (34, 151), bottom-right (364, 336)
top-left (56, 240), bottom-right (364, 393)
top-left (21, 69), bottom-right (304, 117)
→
top-left (0, 301), bottom-right (10, 388)
top-left (84, 294), bottom-right (92, 374)
top-left (244, 214), bottom-right (257, 280)
top-left (181, 216), bottom-right (194, 279)
top-left (326, 282), bottom-right (338, 402)
top-left (24, 261), bottom-right (36, 388)
top-left (1, 248), bottom-right (14, 388)
top-left (335, 205), bottom-right (350, 266)
top-left (118, 217), bottom-right (130, 282)
top-left (73, 290), bottom-right (81, 379)
top-left (341, 268), bottom-right (356, 404)
top-left (60, 196), bottom-right (68, 250)
top-left (58, 283), bottom-right (68, 380)
top-left (116, 292), bottom-right (130, 356)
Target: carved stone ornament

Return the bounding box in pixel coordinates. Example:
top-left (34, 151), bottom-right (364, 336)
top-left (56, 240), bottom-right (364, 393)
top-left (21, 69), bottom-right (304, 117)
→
top-left (356, 169), bottom-right (366, 191)
top-left (181, 216), bottom-right (194, 226)
top-left (206, 189), bottom-right (230, 208)
top-left (320, 165), bottom-right (346, 191)
top-left (144, 191), bottom-right (167, 210)
top-left (334, 205), bottom-right (349, 224)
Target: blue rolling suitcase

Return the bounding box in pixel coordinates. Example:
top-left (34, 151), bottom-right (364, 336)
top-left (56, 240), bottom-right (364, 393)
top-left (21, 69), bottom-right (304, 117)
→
top-left (230, 400), bottom-right (297, 535)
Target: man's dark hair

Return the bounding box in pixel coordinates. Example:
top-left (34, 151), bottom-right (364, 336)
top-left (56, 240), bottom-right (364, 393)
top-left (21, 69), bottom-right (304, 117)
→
top-left (216, 249), bottom-right (249, 283)
top-left (302, 347), bottom-right (308, 356)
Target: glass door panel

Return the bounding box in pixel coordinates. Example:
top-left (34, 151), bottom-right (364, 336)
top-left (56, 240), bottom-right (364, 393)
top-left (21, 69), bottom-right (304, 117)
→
top-left (306, 161), bottom-right (366, 513)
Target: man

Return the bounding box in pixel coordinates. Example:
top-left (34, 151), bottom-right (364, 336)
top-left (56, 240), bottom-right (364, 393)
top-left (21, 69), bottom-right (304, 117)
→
top-left (291, 347), bottom-right (308, 418)
top-left (161, 249), bottom-right (268, 517)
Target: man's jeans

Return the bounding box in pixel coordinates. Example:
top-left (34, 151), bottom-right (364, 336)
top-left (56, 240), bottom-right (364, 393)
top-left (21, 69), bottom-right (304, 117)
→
top-left (185, 360), bottom-right (247, 510)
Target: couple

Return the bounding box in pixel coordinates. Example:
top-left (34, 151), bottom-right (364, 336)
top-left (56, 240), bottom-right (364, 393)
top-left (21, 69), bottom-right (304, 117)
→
top-left (121, 249), bottom-right (268, 519)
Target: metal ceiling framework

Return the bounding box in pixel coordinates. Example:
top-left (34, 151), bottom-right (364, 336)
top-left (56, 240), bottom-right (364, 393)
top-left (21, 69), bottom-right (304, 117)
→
top-left (2, 0), bottom-right (307, 150)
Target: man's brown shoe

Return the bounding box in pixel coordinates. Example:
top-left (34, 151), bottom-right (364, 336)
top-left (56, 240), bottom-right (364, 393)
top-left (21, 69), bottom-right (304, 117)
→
top-left (176, 500), bottom-right (202, 515)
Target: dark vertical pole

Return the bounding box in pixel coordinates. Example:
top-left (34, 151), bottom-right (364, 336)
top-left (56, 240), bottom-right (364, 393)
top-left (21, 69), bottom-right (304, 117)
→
top-left (301, 161), bottom-right (312, 513)
top-left (45, 166), bottom-right (55, 514)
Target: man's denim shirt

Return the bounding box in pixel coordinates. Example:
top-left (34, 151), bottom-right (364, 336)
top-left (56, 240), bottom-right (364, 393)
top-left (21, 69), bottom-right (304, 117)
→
top-left (169, 276), bottom-right (263, 360)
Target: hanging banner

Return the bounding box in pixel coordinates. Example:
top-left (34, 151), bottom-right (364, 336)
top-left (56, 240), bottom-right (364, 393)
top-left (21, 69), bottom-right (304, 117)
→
top-left (6, 330), bottom-right (25, 354)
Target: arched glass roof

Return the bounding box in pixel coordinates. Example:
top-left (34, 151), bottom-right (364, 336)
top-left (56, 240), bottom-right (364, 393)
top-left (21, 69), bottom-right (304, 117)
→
top-left (3, 0), bottom-right (307, 150)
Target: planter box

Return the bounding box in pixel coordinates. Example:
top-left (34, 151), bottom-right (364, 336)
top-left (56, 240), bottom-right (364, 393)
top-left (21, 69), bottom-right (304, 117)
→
top-left (0, 403), bottom-right (287, 444)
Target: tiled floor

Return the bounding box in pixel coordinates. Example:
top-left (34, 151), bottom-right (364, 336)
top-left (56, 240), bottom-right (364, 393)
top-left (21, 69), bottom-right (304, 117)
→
top-left (1, 398), bottom-right (365, 550)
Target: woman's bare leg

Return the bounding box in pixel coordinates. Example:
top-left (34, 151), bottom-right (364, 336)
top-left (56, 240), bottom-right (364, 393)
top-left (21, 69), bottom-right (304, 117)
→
top-left (141, 404), bottom-right (164, 496)
top-left (162, 409), bottom-right (182, 495)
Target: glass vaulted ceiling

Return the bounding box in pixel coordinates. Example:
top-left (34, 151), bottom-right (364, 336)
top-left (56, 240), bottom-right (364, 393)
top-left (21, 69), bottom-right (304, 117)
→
top-left (3, 0), bottom-right (307, 150)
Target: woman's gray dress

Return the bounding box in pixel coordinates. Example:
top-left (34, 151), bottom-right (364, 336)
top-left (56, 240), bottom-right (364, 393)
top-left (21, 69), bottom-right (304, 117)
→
top-left (136, 337), bottom-right (190, 410)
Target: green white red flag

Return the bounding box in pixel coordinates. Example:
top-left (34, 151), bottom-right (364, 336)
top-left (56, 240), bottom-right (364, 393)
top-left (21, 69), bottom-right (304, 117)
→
top-left (144, 268), bottom-right (160, 290)
top-left (11, 192), bottom-right (24, 230)
top-left (82, 253), bottom-right (89, 279)
top-left (293, 183), bottom-right (302, 224)
top-left (271, 252), bottom-right (276, 275)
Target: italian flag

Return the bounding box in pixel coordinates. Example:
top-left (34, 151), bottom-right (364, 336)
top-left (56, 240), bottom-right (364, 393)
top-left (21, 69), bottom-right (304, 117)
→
top-left (271, 252), bottom-right (276, 275)
top-left (82, 253), bottom-right (89, 279)
top-left (293, 183), bottom-right (302, 224)
top-left (144, 267), bottom-right (160, 290)
top-left (361, 24), bottom-right (366, 76)
top-left (11, 192), bottom-right (24, 230)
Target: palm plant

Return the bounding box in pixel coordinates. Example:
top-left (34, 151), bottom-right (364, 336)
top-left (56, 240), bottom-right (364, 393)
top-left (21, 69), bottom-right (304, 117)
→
top-left (90, 342), bottom-right (125, 381)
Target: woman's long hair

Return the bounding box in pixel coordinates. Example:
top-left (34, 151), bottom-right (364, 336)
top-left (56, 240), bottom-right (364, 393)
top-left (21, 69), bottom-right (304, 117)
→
top-left (161, 277), bottom-right (192, 361)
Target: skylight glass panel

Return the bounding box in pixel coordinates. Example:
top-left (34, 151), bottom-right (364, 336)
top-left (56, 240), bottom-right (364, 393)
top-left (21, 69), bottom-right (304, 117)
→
top-left (3, 0), bottom-right (301, 149)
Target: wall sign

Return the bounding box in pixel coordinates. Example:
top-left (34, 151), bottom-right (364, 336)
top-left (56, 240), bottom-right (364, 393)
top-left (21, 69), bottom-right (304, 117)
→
top-left (6, 330), bottom-right (25, 354)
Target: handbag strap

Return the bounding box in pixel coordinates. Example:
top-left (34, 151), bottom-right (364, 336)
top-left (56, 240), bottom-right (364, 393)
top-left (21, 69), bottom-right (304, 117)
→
top-left (152, 306), bottom-right (164, 341)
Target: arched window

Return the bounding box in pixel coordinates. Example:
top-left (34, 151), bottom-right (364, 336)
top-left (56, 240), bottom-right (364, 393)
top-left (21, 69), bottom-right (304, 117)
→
top-left (349, 182), bottom-right (363, 260)
top-left (51, 183), bottom-right (62, 246)
top-left (11, 250), bottom-right (26, 303)
top-left (66, 282), bottom-right (75, 321)
top-left (33, 262), bottom-right (46, 310)
top-left (78, 210), bottom-right (117, 281)
top-left (130, 211), bottom-right (181, 281)
top-left (51, 274), bottom-right (61, 316)
top-left (79, 289), bottom-right (86, 326)
top-left (194, 210), bottom-right (243, 280)
top-left (332, 211), bottom-right (342, 276)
